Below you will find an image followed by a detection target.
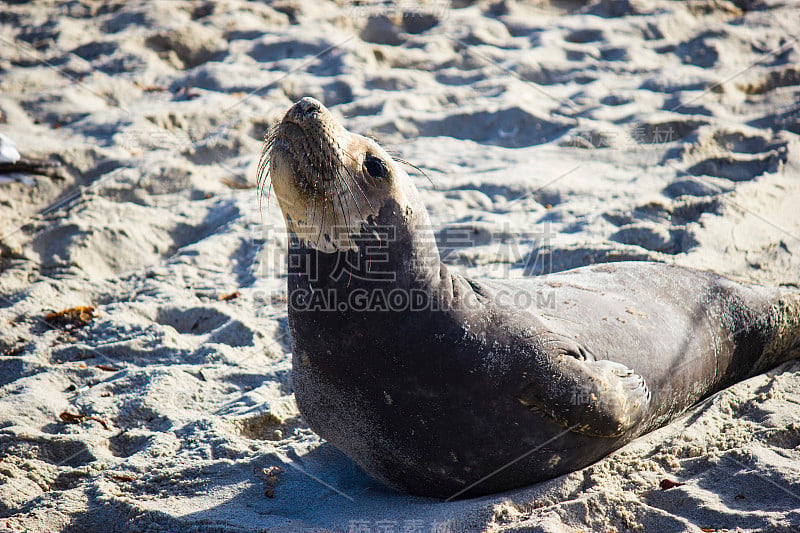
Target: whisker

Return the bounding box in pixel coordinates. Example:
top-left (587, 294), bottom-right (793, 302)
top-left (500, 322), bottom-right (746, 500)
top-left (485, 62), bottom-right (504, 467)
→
top-left (328, 146), bottom-right (359, 245)
top-left (332, 177), bottom-right (352, 249)
top-left (256, 127), bottom-right (278, 222)
top-left (317, 179), bottom-right (328, 246)
top-left (306, 181), bottom-right (317, 247)
top-left (393, 155), bottom-right (436, 190)
top-left (339, 150), bottom-right (376, 214)
top-left (322, 132), bottom-right (369, 247)
top-left (337, 164), bottom-right (368, 221)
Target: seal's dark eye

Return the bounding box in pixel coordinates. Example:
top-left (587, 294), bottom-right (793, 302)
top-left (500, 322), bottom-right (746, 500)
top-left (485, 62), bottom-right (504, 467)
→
top-left (363, 155), bottom-right (388, 180)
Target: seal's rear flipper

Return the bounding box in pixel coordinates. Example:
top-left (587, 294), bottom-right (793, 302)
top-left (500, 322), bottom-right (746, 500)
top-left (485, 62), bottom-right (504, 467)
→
top-left (515, 337), bottom-right (651, 437)
top-left (761, 291), bottom-right (800, 369)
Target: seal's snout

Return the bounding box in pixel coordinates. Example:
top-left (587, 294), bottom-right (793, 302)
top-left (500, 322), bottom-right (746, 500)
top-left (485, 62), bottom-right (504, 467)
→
top-left (294, 97), bottom-right (322, 117)
top-left (285, 96), bottom-right (325, 124)
top-left (273, 97), bottom-right (344, 179)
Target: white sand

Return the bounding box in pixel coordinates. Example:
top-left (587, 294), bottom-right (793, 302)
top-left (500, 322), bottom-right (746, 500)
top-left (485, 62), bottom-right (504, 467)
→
top-left (1, 0), bottom-right (799, 531)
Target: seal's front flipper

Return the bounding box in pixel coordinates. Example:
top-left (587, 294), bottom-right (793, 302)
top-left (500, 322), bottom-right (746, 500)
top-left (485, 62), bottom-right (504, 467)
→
top-left (515, 336), bottom-right (652, 437)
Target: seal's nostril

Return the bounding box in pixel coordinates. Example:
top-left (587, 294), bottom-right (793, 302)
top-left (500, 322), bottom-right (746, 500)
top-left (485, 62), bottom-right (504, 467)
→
top-left (297, 97), bottom-right (322, 116)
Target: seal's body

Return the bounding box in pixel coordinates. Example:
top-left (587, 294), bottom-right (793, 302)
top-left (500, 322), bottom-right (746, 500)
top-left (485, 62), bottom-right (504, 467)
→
top-left (261, 97), bottom-right (800, 498)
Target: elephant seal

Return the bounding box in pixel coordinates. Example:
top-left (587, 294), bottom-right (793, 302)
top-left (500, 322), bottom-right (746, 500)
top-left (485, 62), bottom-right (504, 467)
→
top-left (260, 97), bottom-right (800, 499)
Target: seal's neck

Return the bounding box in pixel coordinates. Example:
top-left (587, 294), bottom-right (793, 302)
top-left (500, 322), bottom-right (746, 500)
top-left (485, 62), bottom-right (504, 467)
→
top-left (286, 198), bottom-right (444, 295)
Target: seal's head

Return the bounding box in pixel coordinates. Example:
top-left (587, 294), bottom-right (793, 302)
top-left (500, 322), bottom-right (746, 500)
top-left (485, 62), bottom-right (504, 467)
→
top-left (259, 97), bottom-right (423, 253)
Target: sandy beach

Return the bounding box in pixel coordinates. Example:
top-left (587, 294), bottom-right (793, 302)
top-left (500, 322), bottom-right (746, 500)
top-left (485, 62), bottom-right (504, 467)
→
top-left (1, 0), bottom-right (799, 531)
